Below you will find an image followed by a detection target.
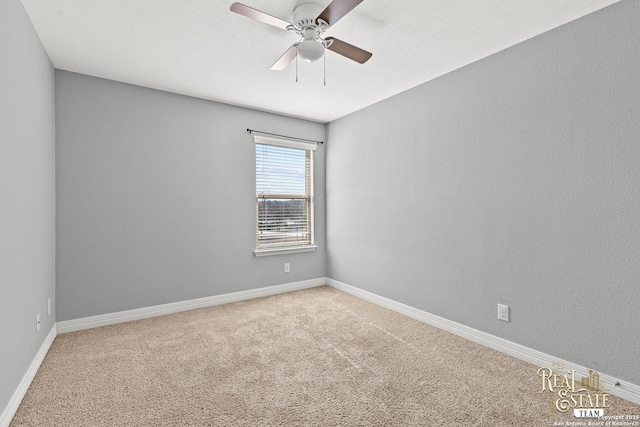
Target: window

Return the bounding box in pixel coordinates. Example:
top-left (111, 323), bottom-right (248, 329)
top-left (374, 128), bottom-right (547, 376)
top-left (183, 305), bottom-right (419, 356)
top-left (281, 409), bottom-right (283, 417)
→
top-left (254, 135), bottom-right (316, 256)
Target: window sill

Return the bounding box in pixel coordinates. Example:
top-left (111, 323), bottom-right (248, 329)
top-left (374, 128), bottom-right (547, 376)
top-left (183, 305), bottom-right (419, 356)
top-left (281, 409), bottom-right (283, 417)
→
top-left (254, 245), bottom-right (318, 257)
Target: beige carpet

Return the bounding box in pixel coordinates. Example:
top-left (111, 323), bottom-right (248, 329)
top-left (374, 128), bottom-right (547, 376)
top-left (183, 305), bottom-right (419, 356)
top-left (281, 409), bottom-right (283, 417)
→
top-left (11, 286), bottom-right (640, 426)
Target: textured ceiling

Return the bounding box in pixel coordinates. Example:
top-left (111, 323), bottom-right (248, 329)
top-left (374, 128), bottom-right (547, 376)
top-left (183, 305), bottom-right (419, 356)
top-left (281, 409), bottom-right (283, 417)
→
top-left (21, 0), bottom-right (620, 123)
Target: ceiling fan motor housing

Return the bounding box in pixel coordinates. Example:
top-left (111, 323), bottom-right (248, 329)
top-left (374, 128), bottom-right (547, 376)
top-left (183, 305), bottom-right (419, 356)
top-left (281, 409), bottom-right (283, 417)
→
top-left (293, 2), bottom-right (324, 29)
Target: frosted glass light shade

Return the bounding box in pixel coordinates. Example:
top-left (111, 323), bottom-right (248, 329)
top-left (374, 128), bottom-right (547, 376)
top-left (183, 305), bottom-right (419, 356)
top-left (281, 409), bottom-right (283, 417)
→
top-left (297, 39), bottom-right (324, 62)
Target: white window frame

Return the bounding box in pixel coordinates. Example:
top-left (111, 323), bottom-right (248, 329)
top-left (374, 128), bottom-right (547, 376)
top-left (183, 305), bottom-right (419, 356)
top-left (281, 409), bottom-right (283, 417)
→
top-left (253, 135), bottom-right (317, 257)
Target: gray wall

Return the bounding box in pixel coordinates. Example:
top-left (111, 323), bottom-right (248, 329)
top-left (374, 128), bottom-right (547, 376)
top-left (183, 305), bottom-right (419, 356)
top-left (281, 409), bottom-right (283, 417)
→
top-left (326, 0), bottom-right (640, 385)
top-left (55, 71), bottom-right (326, 321)
top-left (0, 0), bottom-right (56, 417)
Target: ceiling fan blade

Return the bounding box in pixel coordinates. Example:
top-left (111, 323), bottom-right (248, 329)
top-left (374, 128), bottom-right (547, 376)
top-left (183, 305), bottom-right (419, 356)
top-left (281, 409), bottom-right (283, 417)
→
top-left (271, 45), bottom-right (298, 71)
top-left (316, 0), bottom-right (364, 27)
top-left (325, 37), bottom-right (372, 64)
top-left (230, 2), bottom-right (292, 31)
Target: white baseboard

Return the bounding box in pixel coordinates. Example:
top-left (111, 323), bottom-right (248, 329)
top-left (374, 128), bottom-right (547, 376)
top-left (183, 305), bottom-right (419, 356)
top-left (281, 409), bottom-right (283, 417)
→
top-left (57, 278), bottom-right (327, 334)
top-left (326, 278), bottom-right (640, 406)
top-left (0, 324), bottom-right (57, 427)
top-left (5, 277), bottom-right (636, 427)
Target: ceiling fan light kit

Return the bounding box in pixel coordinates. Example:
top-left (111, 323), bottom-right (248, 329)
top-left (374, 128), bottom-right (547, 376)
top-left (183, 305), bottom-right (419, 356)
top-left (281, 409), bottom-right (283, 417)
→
top-left (297, 29), bottom-right (325, 63)
top-left (297, 38), bottom-right (325, 63)
top-left (230, 0), bottom-right (372, 83)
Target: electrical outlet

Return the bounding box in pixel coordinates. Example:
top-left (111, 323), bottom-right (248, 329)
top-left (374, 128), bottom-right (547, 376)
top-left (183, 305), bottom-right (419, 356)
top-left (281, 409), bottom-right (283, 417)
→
top-left (36, 314), bottom-right (41, 332)
top-left (48, 298), bottom-right (51, 316)
top-left (498, 304), bottom-right (510, 322)
top-left (284, 263), bottom-right (290, 273)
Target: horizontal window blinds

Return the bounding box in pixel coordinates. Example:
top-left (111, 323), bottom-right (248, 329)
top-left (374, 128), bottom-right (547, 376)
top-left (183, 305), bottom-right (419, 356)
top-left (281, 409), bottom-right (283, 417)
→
top-left (255, 141), bottom-right (313, 249)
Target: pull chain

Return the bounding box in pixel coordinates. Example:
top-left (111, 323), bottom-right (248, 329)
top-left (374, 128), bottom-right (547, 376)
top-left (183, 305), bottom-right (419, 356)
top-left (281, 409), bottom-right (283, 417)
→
top-left (293, 42), bottom-right (327, 86)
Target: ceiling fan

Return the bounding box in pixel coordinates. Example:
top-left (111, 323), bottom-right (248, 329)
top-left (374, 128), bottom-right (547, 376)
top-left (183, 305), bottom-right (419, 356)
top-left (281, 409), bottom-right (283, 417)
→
top-left (230, 0), bottom-right (372, 71)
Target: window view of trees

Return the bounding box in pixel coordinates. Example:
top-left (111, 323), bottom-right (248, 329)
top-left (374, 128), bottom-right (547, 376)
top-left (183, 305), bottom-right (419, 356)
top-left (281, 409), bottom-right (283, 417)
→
top-left (257, 198), bottom-right (310, 246)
